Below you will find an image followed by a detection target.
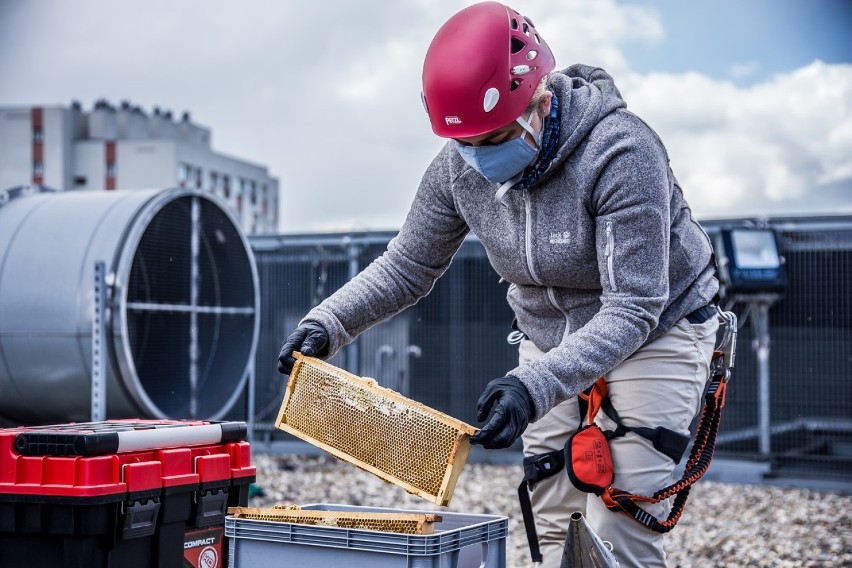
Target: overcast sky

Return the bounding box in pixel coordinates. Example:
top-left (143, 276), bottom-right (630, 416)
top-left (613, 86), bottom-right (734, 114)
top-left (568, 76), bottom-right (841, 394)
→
top-left (1, 0), bottom-right (850, 232)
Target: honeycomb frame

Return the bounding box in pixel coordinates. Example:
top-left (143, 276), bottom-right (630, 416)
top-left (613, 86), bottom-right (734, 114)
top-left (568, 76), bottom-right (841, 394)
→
top-left (227, 506), bottom-right (442, 535)
top-left (275, 353), bottom-right (477, 506)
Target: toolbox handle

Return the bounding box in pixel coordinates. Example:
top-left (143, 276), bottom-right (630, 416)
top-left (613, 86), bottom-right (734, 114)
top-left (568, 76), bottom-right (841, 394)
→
top-left (14, 422), bottom-right (247, 456)
top-left (116, 423), bottom-right (244, 453)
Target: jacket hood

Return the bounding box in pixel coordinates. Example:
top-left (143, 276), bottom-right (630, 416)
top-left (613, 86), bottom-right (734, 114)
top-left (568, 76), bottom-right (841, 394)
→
top-left (545, 65), bottom-right (627, 174)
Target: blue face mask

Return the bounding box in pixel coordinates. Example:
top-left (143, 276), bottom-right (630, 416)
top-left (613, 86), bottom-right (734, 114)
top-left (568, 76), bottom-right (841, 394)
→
top-left (455, 111), bottom-right (541, 184)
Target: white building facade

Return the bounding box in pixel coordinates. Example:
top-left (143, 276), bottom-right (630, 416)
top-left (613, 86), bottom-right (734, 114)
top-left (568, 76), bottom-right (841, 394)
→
top-left (0, 100), bottom-right (279, 234)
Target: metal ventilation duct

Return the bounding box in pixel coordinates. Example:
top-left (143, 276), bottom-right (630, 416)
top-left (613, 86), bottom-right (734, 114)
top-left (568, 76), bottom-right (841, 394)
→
top-left (0, 187), bottom-right (259, 423)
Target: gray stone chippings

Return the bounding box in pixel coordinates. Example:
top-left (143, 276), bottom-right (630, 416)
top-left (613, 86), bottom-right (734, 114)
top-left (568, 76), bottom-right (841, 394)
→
top-left (247, 454), bottom-right (851, 568)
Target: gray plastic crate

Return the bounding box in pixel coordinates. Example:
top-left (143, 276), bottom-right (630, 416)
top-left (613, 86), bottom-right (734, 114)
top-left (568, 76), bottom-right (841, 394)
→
top-left (226, 503), bottom-right (508, 568)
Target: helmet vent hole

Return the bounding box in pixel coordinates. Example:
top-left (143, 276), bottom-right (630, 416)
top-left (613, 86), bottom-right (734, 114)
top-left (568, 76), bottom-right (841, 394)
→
top-left (511, 37), bottom-right (525, 54)
top-left (510, 18), bottom-right (518, 30)
top-left (522, 22), bottom-right (529, 34)
top-left (534, 34), bottom-right (541, 44)
top-left (510, 79), bottom-right (522, 92)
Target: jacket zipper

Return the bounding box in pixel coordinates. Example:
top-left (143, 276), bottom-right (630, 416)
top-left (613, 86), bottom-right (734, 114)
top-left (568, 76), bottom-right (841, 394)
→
top-left (605, 220), bottom-right (618, 292)
top-left (523, 190), bottom-right (542, 284)
top-left (523, 190), bottom-right (571, 342)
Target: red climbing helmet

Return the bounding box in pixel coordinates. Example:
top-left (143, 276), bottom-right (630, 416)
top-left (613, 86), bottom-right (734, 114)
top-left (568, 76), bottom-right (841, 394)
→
top-left (421, 1), bottom-right (556, 138)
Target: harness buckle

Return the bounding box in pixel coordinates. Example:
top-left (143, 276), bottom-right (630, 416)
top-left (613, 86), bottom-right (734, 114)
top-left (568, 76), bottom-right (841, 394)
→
top-left (522, 450), bottom-right (564, 491)
top-left (716, 309), bottom-right (738, 379)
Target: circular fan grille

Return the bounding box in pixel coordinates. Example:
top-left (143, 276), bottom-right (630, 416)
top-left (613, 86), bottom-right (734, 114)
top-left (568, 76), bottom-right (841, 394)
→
top-left (124, 195), bottom-right (256, 418)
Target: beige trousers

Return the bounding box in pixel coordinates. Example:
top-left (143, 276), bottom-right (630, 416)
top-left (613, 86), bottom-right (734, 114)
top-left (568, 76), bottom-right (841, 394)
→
top-left (520, 317), bottom-right (718, 568)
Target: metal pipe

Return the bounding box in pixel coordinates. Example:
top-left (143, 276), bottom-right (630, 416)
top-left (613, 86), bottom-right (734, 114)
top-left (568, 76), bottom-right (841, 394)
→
top-left (345, 237), bottom-right (360, 373)
top-left (374, 345), bottom-right (395, 388)
top-left (753, 301), bottom-right (772, 456)
top-left (561, 512), bottom-right (620, 568)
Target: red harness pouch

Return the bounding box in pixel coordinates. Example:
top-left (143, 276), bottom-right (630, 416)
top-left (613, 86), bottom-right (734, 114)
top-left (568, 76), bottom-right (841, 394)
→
top-left (565, 424), bottom-right (614, 495)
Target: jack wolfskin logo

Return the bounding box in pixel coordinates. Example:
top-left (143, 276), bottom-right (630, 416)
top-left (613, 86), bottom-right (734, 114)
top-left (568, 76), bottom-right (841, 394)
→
top-left (549, 230), bottom-right (571, 244)
top-left (444, 116), bottom-right (462, 125)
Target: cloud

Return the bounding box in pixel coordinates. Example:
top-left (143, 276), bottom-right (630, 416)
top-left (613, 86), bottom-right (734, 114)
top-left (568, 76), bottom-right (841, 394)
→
top-left (623, 60), bottom-right (852, 218)
top-left (730, 61), bottom-right (760, 79)
top-left (522, 0), bottom-right (664, 76)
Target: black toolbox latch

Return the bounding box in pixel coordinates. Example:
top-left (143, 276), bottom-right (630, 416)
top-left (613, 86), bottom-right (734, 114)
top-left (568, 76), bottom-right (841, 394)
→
top-left (195, 488), bottom-right (228, 528)
top-left (122, 498), bottom-right (161, 539)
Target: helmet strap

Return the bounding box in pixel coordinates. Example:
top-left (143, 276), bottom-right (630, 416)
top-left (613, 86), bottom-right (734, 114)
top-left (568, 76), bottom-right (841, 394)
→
top-left (494, 172), bottom-right (524, 204)
top-left (516, 110), bottom-right (542, 147)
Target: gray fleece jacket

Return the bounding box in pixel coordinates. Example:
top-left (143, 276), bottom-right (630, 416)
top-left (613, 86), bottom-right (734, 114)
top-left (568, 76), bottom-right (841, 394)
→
top-left (302, 65), bottom-right (718, 421)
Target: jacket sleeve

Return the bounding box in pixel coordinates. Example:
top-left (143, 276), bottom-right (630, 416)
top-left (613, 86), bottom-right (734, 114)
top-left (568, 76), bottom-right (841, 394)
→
top-left (511, 114), bottom-right (674, 420)
top-left (301, 147), bottom-right (469, 357)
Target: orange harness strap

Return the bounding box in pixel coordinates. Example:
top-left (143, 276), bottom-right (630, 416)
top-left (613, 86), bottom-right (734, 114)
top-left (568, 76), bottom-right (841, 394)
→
top-left (599, 349), bottom-right (728, 533)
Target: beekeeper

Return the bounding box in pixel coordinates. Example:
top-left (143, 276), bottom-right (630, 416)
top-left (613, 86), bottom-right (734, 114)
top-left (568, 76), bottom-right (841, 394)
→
top-left (278, 2), bottom-right (719, 566)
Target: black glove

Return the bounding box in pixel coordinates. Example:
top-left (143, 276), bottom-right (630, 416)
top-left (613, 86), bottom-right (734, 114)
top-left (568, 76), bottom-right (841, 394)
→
top-left (277, 321), bottom-right (330, 375)
top-left (469, 376), bottom-right (534, 449)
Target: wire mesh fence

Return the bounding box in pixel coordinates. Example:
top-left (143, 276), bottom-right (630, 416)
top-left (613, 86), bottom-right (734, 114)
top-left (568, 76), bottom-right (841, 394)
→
top-left (245, 216), bottom-right (852, 482)
top-left (703, 217), bottom-right (852, 481)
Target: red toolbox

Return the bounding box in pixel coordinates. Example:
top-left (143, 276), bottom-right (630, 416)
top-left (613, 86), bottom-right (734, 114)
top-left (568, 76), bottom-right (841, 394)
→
top-left (0, 419), bottom-right (256, 568)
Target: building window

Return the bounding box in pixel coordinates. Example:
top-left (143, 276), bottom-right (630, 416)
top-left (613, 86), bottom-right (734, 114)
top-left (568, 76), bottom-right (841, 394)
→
top-left (33, 161), bottom-right (44, 177)
top-left (209, 171), bottom-right (219, 192)
top-left (32, 128), bottom-right (44, 142)
top-left (223, 174), bottom-right (231, 199)
top-left (177, 162), bottom-right (189, 186)
top-left (194, 167), bottom-right (203, 189)
top-left (106, 163), bottom-right (116, 177)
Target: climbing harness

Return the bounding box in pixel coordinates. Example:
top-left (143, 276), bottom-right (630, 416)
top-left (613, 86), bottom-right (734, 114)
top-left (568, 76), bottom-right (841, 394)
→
top-left (517, 309), bottom-right (737, 563)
